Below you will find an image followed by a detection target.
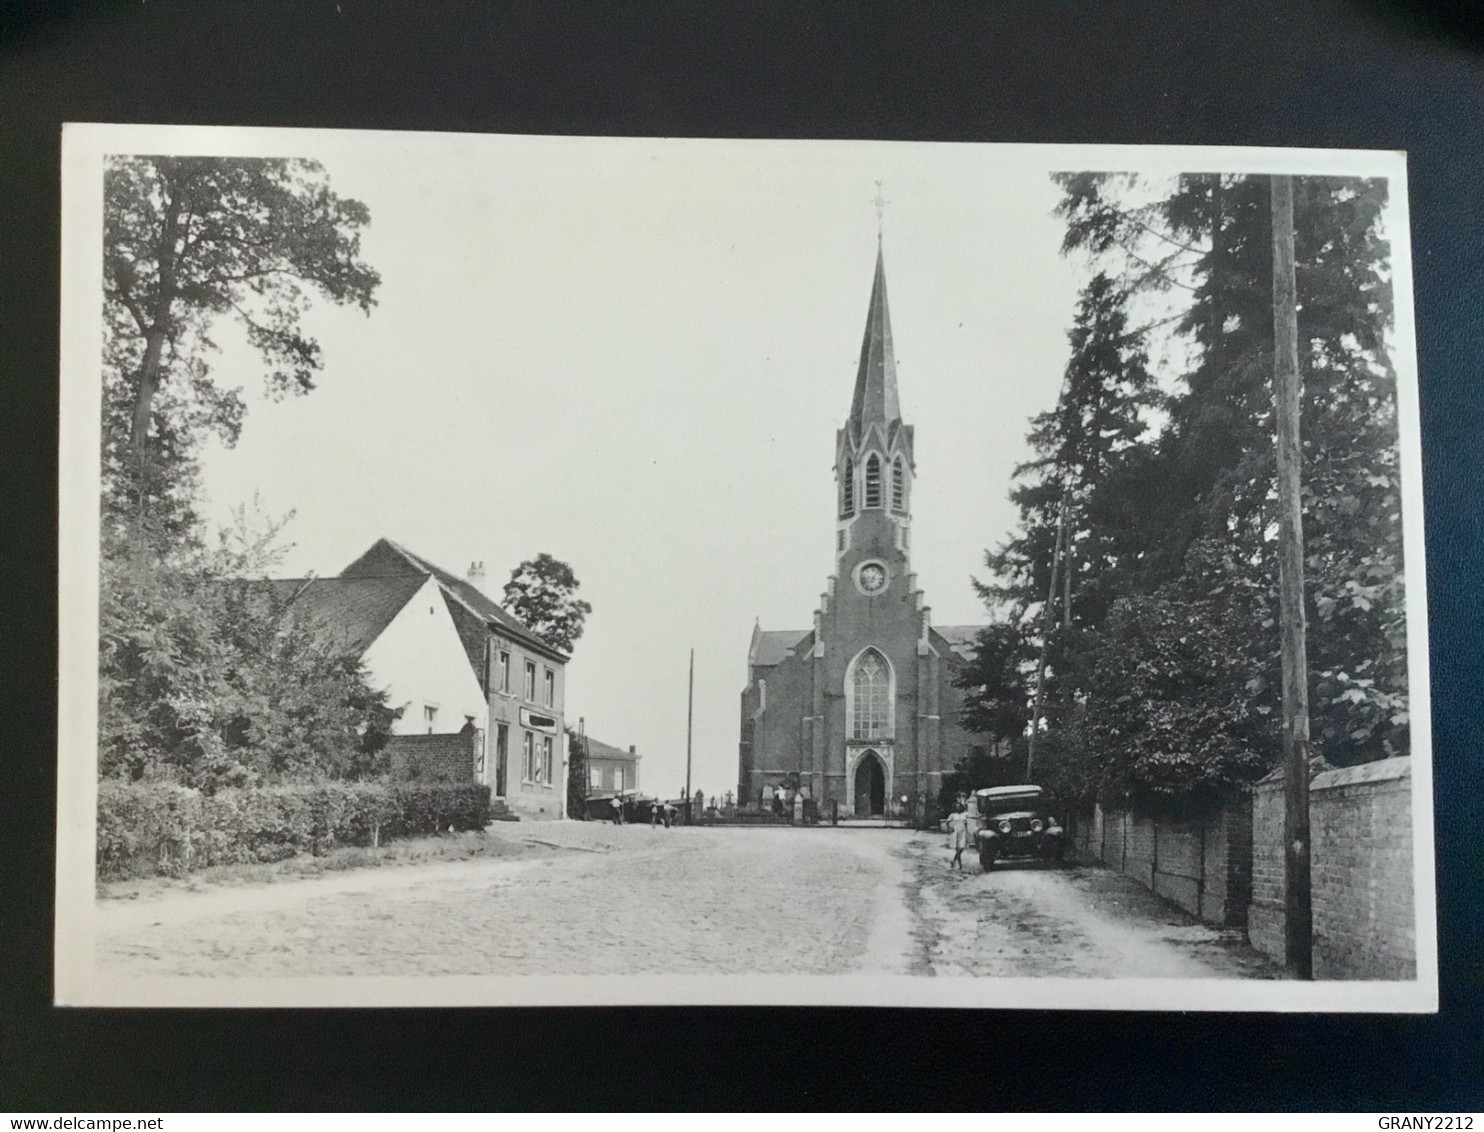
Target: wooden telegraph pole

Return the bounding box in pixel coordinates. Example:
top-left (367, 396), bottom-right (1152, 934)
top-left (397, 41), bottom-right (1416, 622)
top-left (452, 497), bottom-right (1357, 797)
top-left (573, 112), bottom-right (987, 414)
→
top-left (1271, 174), bottom-right (1314, 979)
top-left (685, 648), bottom-right (694, 825)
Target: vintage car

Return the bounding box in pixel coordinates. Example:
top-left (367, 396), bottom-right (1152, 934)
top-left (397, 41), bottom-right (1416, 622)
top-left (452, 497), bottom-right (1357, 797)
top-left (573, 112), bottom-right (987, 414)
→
top-left (583, 790), bottom-right (652, 823)
top-left (972, 784), bottom-right (1067, 870)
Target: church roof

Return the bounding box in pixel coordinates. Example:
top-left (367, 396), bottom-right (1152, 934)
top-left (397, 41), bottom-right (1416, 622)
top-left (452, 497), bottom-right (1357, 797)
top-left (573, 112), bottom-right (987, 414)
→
top-left (933, 624), bottom-right (986, 661)
top-left (751, 628), bottom-right (813, 668)
top-left (848, 244), bottom-right (902, 434)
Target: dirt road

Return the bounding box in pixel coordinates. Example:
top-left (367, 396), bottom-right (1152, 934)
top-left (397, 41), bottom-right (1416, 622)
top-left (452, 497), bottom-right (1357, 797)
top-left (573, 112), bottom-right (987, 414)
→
top-left (95, 823), bottom-right (1278, 979)
top-left (901, 833), bottom-right (1279, 978)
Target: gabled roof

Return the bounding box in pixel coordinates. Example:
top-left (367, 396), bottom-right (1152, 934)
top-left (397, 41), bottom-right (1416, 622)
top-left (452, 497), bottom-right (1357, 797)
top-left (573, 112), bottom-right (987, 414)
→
top-left (751, 628), bottom-right (812, 669)
top-left (585, 737), bottom-right (640, 763)
top-left (340, 538), bottom-right (567, 663)
top-left (932, 624), bottom-right (986, 661)
top-left (273, 574), bottom-right (431, 655)
top-left (848, 245), bottom-right (902, 433)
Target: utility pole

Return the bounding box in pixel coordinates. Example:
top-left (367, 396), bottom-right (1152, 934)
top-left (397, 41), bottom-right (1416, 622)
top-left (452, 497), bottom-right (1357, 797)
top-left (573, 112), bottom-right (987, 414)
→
top-left (1271, 174), bottom-right (1314, 979)
top-left (685, 648), bottom-right (694, 825)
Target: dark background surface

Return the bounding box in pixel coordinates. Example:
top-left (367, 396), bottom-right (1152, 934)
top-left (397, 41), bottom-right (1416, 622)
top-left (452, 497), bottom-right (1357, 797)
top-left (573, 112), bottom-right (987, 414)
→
top-left (2, 0), bottom-right (1481, 1112)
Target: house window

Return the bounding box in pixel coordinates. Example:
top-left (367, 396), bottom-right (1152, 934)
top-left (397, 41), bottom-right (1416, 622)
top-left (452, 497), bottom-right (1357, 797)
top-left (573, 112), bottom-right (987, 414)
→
top-left (543, 667), bottom-right (555, 708)
top-left (837, 528), bottom-right (845, 552)
top-left (891, 456), bottom-right (906, 511)
top-left (864, 454), bottom-right (882, 508)
top-left (542, 736), bottom-right (554, 785)
top-left (614, 766), bottom-right (625, 792)
top-left (524, 660), bottom-right (537, 701)
top-left (590, 765), bottom-right (602, 790)
top-left (423, 704), bottom-right (438, 734)
top-left (840, 457), bottom-right (855, 517)
top-left (498, 651), bottom-right (510, 693)
top-left (523, 731), bottom-right (536, 783)
top-left (850, 649), bottom-right (891, 740)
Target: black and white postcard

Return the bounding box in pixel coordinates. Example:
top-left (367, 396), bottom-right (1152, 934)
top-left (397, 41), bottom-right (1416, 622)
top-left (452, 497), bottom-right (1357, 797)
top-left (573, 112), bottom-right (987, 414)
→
top-left (55, 125), bottom-right (1436, 1009)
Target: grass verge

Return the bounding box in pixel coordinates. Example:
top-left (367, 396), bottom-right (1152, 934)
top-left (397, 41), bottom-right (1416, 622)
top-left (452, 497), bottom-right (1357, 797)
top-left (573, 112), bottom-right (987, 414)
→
top-left (96, 826), bottom-right (546, 901)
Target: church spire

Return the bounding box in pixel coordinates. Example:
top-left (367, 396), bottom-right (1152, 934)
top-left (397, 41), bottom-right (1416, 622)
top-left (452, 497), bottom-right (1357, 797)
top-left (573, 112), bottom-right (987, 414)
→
top-left (848, 244), bottom-right (902, 432)
top-left (834, 242), bottom-right (914, 566)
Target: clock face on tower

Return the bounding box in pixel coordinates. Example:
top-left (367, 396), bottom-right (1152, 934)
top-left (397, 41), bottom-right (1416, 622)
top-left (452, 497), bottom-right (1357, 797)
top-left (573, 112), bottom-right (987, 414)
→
top-left (856, 562), bottom-right (888, 595)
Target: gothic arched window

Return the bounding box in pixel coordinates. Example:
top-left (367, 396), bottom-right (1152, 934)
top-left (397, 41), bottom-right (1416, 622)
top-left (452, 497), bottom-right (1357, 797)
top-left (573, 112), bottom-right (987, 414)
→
top-left (864, 454), bottom-right (883, 508)
top-left (840, 458), bottom-right (855, 518)
top-left (891, 456), bottom-right (906, 512)
top-left (850, 649), bottom-right (892, 740)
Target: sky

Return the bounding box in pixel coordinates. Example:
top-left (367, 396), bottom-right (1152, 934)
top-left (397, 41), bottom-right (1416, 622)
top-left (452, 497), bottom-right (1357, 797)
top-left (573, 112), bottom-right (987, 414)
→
top-left (170, 133), bottom-right (1083, 799)
top-left (72, 130), bottom-right (1412, 802)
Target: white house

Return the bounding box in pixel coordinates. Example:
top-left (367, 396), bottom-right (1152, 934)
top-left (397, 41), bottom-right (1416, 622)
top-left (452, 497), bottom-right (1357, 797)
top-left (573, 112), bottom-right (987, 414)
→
top-left (288, 571), bottom-right (489, 739)
top-left (276, 538), bottom-right (570, 818)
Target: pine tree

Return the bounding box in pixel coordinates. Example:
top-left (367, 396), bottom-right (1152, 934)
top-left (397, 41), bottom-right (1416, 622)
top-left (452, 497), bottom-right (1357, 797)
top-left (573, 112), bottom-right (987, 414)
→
top-left (958, 270), bottom-right (1156, 798)
top-left (960, 170), bottom-right (1406, 810)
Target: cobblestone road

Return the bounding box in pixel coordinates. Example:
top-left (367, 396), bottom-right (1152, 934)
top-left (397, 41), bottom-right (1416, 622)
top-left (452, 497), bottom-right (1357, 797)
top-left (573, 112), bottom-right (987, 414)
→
top-left (96, 823), bottom-right (1277, 979)
top-left (97, 823), bottom-right (914, 977)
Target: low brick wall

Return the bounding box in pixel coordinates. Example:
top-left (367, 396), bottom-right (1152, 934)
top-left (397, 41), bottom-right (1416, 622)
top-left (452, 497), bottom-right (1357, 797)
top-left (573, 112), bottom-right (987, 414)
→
top-left (1075, 800), bottom-right (1251, 928)
top-left (1249, 757), bottom-right (1415, 979)
top-left (385, 727), bottom-right (481, 783)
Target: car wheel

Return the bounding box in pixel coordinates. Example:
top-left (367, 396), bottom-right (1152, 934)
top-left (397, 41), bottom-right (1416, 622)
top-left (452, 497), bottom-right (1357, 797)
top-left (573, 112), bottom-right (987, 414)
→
top-left (978, 846), bottom-right (995, 872)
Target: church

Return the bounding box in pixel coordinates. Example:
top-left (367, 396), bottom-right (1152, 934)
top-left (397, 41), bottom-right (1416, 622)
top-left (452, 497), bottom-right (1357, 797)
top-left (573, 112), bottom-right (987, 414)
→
top-left (738, 245), bottom-right (985, 824)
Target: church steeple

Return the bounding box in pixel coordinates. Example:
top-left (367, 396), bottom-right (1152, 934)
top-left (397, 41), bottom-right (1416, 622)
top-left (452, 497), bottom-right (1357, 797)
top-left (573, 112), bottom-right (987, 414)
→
top-left (848, 245), bottom-right (902, 433)
top-left (835, 243), bottom-right (914, 567)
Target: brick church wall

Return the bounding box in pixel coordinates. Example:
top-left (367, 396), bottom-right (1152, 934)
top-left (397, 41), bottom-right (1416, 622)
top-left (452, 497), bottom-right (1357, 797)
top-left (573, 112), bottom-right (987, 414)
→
top-left (746, 653), bottom-right (815, 805)
top-left (1248, 757), bottom-right (1416, 979)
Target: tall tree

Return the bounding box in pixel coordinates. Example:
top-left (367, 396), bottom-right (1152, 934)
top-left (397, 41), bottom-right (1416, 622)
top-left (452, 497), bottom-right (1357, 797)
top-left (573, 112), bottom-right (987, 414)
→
top-left (1152, 174), bottom-right (1404, 765)
top-left (98, 156), bottom-right (386, 790)
top-left (103, 156), bottom-right (380, 548)
top-left (960, 269), bottom-right (1157, 793)
top-left (565, 728), bottom-right (588, 819)
top-left (963, 170), bottom-right (1405, 810)
top-left (501, 554), bottom-right (592, 654)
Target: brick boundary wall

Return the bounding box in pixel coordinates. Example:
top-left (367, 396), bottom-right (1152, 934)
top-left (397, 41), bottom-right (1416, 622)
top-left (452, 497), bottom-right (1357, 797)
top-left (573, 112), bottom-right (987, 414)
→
top-left (1249, 756), bottom-right (1415, 979)
top-left (384, 726), bottom-right (481, 783)
top-left (1074, 800), bottom-right (1251, 928)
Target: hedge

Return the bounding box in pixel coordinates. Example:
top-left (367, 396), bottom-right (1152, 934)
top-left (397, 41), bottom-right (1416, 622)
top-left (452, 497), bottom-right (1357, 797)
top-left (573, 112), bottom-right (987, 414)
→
top-left (97, 780), bottom-right (492, 881)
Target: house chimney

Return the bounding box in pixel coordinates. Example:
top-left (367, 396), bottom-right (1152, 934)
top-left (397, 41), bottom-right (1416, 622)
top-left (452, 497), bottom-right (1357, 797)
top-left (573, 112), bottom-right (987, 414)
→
top-left (467, 561), bottom-right (486, 590)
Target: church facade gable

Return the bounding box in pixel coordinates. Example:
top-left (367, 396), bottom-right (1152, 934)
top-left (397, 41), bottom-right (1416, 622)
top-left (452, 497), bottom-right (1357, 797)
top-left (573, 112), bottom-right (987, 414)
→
top-left (738, 245), bottom-right (984, 825)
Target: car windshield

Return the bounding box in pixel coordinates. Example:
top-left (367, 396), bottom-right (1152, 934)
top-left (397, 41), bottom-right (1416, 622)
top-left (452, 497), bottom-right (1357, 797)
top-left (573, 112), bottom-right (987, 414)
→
top-left (976, 789), bottom-right (1043, 816)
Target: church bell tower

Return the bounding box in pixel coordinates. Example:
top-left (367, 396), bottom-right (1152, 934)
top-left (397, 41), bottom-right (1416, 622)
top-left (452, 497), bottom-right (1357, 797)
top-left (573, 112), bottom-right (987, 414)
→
top-left (834, 243), bottom-right (915, 584)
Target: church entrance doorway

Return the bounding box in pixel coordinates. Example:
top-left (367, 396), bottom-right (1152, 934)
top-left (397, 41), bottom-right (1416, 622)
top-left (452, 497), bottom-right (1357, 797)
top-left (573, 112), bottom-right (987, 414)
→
top-left (854, 751), bottom-right (886, 818)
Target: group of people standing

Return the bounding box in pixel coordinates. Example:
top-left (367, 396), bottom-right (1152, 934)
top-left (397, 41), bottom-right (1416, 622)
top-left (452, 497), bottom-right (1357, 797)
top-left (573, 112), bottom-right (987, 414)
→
top-left (607, 795), bottom-right (675, 828)
top-left (762, 783), bottom-right (810, 823)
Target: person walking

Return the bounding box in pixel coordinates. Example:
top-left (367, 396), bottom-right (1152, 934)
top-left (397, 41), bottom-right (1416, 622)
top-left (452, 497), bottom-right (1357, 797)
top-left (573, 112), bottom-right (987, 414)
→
top-left (610, 795), bottom-right (624, 826)
top-left (947, 800), bottom-right (971, 872)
